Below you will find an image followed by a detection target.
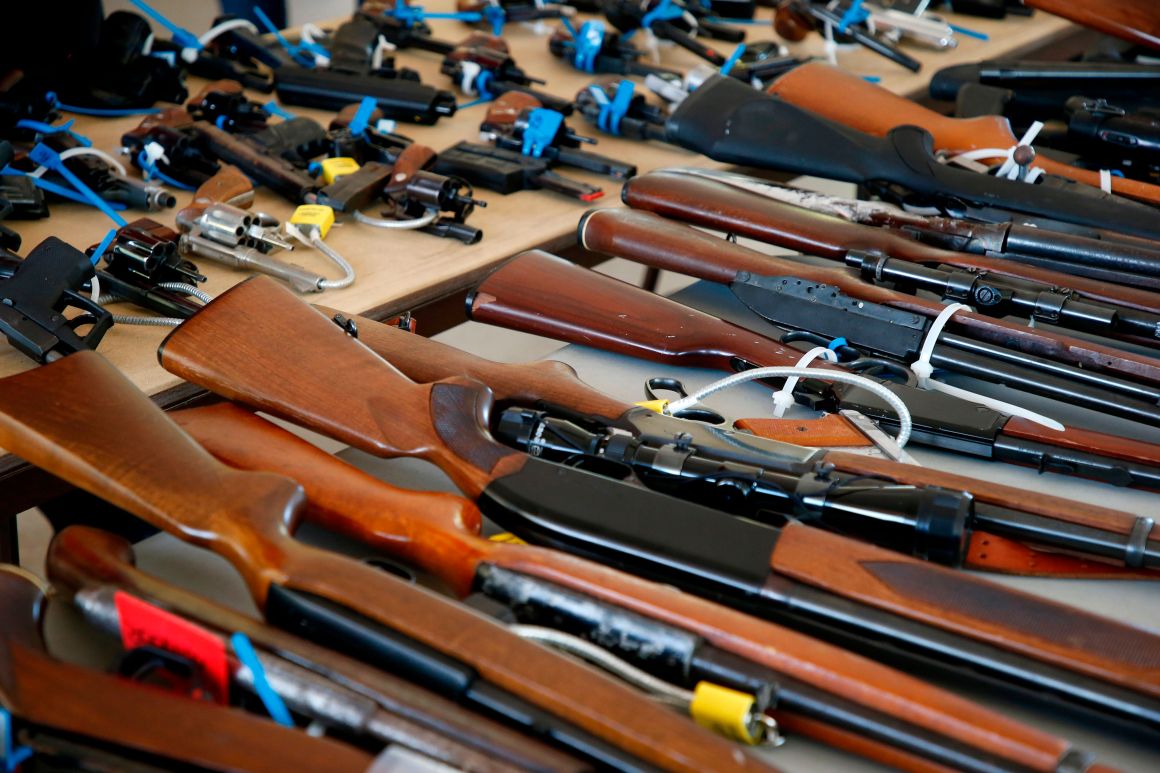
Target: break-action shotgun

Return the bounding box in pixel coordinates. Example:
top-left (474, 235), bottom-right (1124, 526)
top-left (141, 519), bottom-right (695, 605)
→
top-left (157, 275), bottom-right (1160, 729)
top-left (0, 350), bottom-right (754, 773)
top-left (171, 400), bottom-right (1114, 773)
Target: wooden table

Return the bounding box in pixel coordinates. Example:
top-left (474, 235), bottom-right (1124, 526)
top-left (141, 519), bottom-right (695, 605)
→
top-left (0, 4), bottom-right (1081, 544)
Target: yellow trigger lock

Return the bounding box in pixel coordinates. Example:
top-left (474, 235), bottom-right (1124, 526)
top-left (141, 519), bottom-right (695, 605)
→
top-left (290, 204), bottom-right (336, 239)
top-left (488, 533), bottom-right (527, 545)
top-left (634, 399), bottom-right (670, 414)
top-left (689, 682), bottom-right (783, 746)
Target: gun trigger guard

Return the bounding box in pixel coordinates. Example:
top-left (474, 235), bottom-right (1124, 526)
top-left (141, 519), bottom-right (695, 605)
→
top-left (644, 377), bottom-right (726, 424)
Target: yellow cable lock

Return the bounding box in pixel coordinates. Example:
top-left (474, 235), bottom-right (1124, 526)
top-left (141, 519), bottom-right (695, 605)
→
top-left (634, 399), bottom-right (670, 414)
top-left (488, 533), bottom-right (527, 545)
top-left (689, 682), bottom-right (770, 745)
top-left (290, 204), bottom-right (336, 239)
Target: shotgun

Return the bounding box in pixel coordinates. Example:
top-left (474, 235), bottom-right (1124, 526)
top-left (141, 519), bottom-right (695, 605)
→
top-left (0, 566), bottom-right (374, 773)
top-left (170, 400), bottom-right (1121, 773)
top-left (0, 352), bottom-right (752, 772)
top-left (315, 302), bottom-right (1160, 580)
top-left (46, 526), bottom-right (577, 773)
top-left (765, 61), bottom-right (1160, 207)
top-left (1023, 0), bottom-right (1159, 51)
top-left (659, 75), bottom-right (1160, 241)
top-left (157, 275), bottom-right (1160, 728)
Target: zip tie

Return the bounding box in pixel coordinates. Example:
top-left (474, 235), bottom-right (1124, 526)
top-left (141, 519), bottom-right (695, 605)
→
top-left (231, 632), bottom-right (294, 727)
top-left (198, 18), bottom-right (258, 47)
top-left (370, 34), bottom-right (396, 71)
top-left (54, 146), bottom-right (128, 177)
top-left (666, 366), bottom-right (913, 448)
top-left (1099, 168), bottom-right (1112, 194)
top-left (15, 117), bottom-right (92, 147)
top-left (90, 228), bottom-right (119, 266)
top-left (720, 43), bottom-right (746, 77)
top-left (912, 303), bottom-right (1064, 431)
top-left (1, 707), bottom-right (33, 773)
top-left (946, 122), bottom-right (1046, 183)
top-left (262, 102), bottom-right (297, 122)
top-left (28, 143), bottom-right (127, 226)
top-left (771, 347), bottom-right (838, 418)
top-left (129, 0), bottom-right (201, 61)
top-left (348, 98), bottom-right (378, 136)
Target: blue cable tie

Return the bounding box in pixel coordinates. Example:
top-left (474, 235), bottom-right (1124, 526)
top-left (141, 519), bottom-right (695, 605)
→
top-left (594, 80), bottom-right (634, 135)
top-left (90, 228), bottom-right (119, 267)
top-left (574, 21), bottom-right (605, 73)
top-left (560, 16), bottom-right (578, 37)
top-left (1, 708), bottom-right (33, 773)
top-left (720, 43), bottom-right (746, 76)
top-left (136, 150), bottom-right (196, 191)
top-left (861, 75), bottom-right (881, 83)
top-left (948, 23), bottom-right (988, 41)
top-left (262, 101), bottom-right (298, 122)
top-left (837, 0), bottom-right (868, 34)
top-left (828, 337), bottom-right (848, 351)
top-left (521, 109), bottom-right (565, 157)
top-left (2, 166), bottom-right (126, 210)
top-left (475, 70), bottom-right (494, 101)
top-left (28, 144), bottom-right (128, 227)
top-left (16, 117), bottom-right (92, 147)
top-left (231, 633), bottom-right (294, 727)
top-left (483, 4), bottom-right (507, 35)
top-left (704, 16), bottom-right (767, 25)
top-left (253, 6), bottom-right (315, 67)
top-left (348, 98), bottom-right (378, 136)
top-left (129, 0), bottom-right (202, 50)
top-left (640, 0), bottom-right (684, 30)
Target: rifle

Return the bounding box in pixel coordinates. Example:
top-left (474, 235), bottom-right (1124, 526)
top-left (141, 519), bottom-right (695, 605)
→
top-left (660, 75), bottom-right (1160, 241)
top-left (319, 302), bottom-right (1159, 579)
top-left (1023, 0), bottom-right (1159, 51)
top-left (0, 566), bottom-right (374, 772)
top-left (0, 352), bottom-right (751, 772)
top-left (1062, 97), bottom-right (1160, 184)
top-left (467, 244), bottom-right (1160, 494)
top-left (157, 275), bottom-right (1160, 728)
top-left (766, 61), bottom-right (1160, 207)
top-left (616, 171), bottom-right (1160, 348)
top-left (170, 399), bottom-right (1126, 772)
top-left (664, 168), bottom-right (1160, 291)
top-left (47, 527), bottom-right (570, 773)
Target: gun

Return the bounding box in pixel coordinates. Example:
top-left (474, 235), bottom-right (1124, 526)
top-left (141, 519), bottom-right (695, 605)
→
top-left (617, 171), bottom-right (1160, 348)
top-left (0, 567), bottom-right (373, 772)
top-left (168, 400), bottom-right (1130, 771)
top-left (657, 75), bottom-right (1160, 241)
top-left (773, 0), bottom-right (921, 71)
top-left (457, 0), bottom-right (574, 32)
top-left (667, 168), bottom-right (1160, 291)
top-left (1023, 0), bottom-right (1159, 51)
top-left (0, 352), bottom-right (753, 771)
top-left (434, 140), bottom-right (606, 201)
top-left (602, 0), bottom-right (737, 67)
top-left (549, 20), bottom-right (682, 78)
top-left (356, 2), bottom-right (458, 55)
top-left (1063, 97), bottom-right (1160, 184)
top-left (481, 92), bottom-right (636, 180)
top-left (767, 61), bottom-right (1160, 207)
top-left (48, 527), bottom-right (567, 773)
top-left (156, 274), bottom-right (1160, 728)
top-left (442, 33), bottom-right (574, 114)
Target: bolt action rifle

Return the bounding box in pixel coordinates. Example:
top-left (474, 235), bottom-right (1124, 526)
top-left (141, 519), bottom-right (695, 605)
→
top-left (156, 275), bottom-right (1160, 729)
top-left (167, 396), bottom-right (1130, 772)
top-left (47, 527), bottom-right (569, 773)
top-left (0, 567), bottom-right (373, 772)
top-left (0, 350), bottom-right (757, 772)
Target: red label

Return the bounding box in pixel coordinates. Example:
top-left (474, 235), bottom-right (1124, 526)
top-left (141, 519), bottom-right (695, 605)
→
top-left (114, 590), bottom-right (229, 704)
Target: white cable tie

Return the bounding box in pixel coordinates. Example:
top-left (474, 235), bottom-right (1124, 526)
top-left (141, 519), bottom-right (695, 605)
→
top-left (58, 146), bottom-right (129, 177)
top-left (665, 366), bottom-right (913, 448)
top-left (89, 274), bottom-right (102, 304)
top-left (944, 121), bottom-right (1046, 183)
top-left (771, 347), bottom-right (839, 418)
top-left (199, 18), bottom-right (259, 47)
top-left (1100, 168), bottom-right (1113, 194)
top-left (460, 61), bottom-right (482, 95)
top-left (912, 302), bottom-right (1065, 431)
top-left (371, 35), bottom-right (396, 71)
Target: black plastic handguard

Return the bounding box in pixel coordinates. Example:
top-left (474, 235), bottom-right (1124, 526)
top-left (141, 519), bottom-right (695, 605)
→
top-left (665, 75), bottom-right (1160, 241)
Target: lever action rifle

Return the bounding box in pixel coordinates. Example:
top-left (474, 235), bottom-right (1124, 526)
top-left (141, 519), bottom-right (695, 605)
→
top-left (0, 352), bottom-right (750, 772)
top-left (616, 171), bottom-right (1160, 348)
top-left (157, 276), bottom-right (1160, 729)
top-left (766, 61), bottom-right (1160, 207)
top-left (169, 399), bottom-right (1123, 773)
top-left (47, 527), bottom-right (563, 773)
top-left (660, 75), bottom-right (1160, 241)
top-left (315, 302), bottom-right (1160, 580)
top-left (466, 246), bottom-right (1160, 497)
top-left (609, 187), bottom-right (1160, 421)
top-left (0, 567), bottom-right (374, 772)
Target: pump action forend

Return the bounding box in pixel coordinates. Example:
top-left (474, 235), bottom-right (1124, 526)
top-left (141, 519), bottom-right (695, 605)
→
top-left (0, 352), bottom-right (757, 773)
top-left (157, 276), bottom-right (1160, 729)
top-left (171, 400), bottom-right (1124, 773)
top-left (314, 303), bottom-right (1160, 579)
top-left (662, 75), bottom-right (1160, 241)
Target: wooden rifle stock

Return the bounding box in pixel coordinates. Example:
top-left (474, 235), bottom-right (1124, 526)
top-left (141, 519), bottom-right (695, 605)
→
top-left (171, 402), bottom-right (1093, 773)
top-left (1024, 0), bottom-right (1159, 51)
top-left (0, 351), bottom-right (752, 773)
top-left (581, 204), bottom-right (1160, 387)
top-left (46, 526), bottom-right (573, 773)
top-left (767, 62), bottom-right (1160, 206)
top-left (0, 568), bottom-right (372, 772)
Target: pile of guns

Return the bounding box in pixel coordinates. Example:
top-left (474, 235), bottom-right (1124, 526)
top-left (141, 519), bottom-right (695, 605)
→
top-left (1, 0), bottom-right (1160, 770)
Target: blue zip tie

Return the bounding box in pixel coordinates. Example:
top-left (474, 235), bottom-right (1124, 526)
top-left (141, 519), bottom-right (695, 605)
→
top-left (861, 75), bottom-right (881, 83)
top-left (28, 144), bottom-right (128, 226)
top-left (1, 707), bottom-right (33, 773)
top-left (837, 0), bottom-right (868, 33)
top-left (521, 109), bottom-right (565, 157)
top-left (640, 0), bottom-right (684, 30)
top-left (828, 337), bottom-right (848, 351)
top-left (348, 98), bottom-right (378, 136)
top-left (475, 70), bottom-right (494, 101)
top-left (574, 21), bottom-right (605, 73)
top-left (253, 6), bottom-right (318, 67)
top-left (136, 151), bottom-right (197, 191)
top-left (90, 228), bottom-right (119, 266)
top-left (231, 633), bottom-right (294, 727)
top-left (560, 16), bottom-right (578, 37)
top-left (483, 4), bottom-right (507, 36)
top-left (948, 23), bottom-right (988, 41)
top-left (54, 103), bottom-right (161, 117)
top-left (720, 43), bottom-right (746, 76)
top-left (592, 80), bottom-right (634, 135)
top-left (262, 101), bottom-right (298, 122)
top-left (129, 0), bottom-right (202, 50)
top-left (2, 166), bottom-right (129, 211)
top-left (15, 118), bottom-right (92, 147)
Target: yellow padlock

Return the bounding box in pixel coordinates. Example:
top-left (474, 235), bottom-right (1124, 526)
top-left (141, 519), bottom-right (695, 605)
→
top-left (320, 157), bottom-right (360, 185)
top-left (688, 682), bottom-right (766, 745)
top-left (290, 204), bottom-right (336, 239)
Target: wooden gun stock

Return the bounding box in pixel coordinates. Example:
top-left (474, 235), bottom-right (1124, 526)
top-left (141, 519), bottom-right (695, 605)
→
top-left (582, 204), bottom-right (1160, 386)
top-left (768, 62), bottom-right (1160, 206)
top-left (0, 352), bottom-right (760, 773)
top-left (173, 403), bottom-right (1095, 773)
top-left (0, 569), bottom-right (372, 773)
top-left (1025, 0), bottom-right (1160, 51)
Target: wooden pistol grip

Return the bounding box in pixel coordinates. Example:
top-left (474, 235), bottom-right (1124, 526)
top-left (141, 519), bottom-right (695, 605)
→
top-left (1025, 0), bottom-right (1160, 51)
top-left (194, 164), bottom-right (255, 208)
top-left (0, 352), bottom-right (303, 598)
top-left (485, 91), bottom-right (542, 126)
top-left (772, 521), bottom-right (1160, 697)
top-left (188, 78), bottom-right (246, 107)
top-left (386, 143), bottom-right (438, 190)
top-left (470, 250), bottom-right (803, 370)
top-left (1003, 417), bottom-right (1160, 488)
top-left (6, 644), bottom-right (372, 772)
top-left (314, 304), bottom-right (633, 420)
top-left (172, 403), bottom-right (488, 596)
top-left (160, 276), bottom-right (524, 499)
top-left (133, 106), bottom-right (195, 132)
